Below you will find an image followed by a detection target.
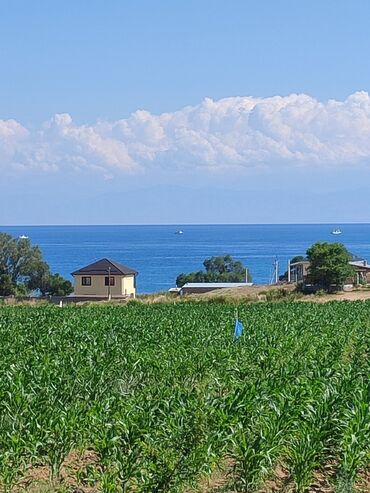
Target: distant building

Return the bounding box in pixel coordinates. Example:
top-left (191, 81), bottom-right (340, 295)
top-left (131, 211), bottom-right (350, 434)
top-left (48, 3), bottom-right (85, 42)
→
top-left (289, 254), bottom-right (370, 286)
top-left (168, 287), bottom-right (181, 295)
top-left (179, 282), bottom-right (253, 295)
top-left (72, 258), bottom-right (137, 298)
top-left (289, 259), bottom-right (310, 284)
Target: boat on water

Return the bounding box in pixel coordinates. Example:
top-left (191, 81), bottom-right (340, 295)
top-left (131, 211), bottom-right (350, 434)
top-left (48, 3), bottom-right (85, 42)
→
top-left (19, 235), bottom-right (29, 239)
top-left (331, 229), bottom-right (342, 235)
top-left (175, 230), bottom-right (183, 235)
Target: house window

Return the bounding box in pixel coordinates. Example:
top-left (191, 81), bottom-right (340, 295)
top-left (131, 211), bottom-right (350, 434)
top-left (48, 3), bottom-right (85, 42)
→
top-left (105, 276), bottom-right (115, 286)
top-left (82, 276), bottom-right (91, 286)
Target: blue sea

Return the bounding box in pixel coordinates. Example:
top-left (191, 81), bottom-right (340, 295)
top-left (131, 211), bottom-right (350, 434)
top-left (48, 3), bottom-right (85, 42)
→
top-left (1, 225), bottom-right (370, 293)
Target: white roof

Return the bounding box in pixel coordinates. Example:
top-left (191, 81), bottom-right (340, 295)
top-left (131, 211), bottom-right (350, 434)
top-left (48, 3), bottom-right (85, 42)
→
top-left (182, 282), bottom-right (253, 289)
top-left (350, 261), bottom-right (369, 268)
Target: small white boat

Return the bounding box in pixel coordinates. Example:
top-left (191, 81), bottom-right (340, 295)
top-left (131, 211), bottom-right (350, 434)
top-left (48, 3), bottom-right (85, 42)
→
top-left (175, 230), bottom-right (183, 235)
top-left (331, 229), bottom-right (342, 235)
top-left (19, 235), bottom-right (29, 239)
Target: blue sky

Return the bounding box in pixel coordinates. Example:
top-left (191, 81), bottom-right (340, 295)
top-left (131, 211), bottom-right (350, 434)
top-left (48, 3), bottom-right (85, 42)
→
top-left (1, 0), bottom-right (370, 224)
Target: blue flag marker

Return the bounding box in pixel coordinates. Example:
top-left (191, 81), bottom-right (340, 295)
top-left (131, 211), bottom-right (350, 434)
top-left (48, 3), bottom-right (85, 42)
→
top-left (233, 319), bottom-right (244, 341)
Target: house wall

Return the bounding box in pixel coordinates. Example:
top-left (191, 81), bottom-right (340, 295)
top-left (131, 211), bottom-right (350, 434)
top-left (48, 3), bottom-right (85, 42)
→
top-left (74, 275), bottom-right (136, 297)
top-left (355, 267), bottom-right (370, 283)
top-left (290, 261), bottom-right (370, 286)
top-left (121, 275), bottom-right (136, 297)
top-left (289, 262), bottom-right (310, 283)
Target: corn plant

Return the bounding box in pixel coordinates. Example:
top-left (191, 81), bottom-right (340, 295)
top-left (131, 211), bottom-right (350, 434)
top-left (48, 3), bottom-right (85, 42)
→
top-left (0, 300), bottom-right (369, 492)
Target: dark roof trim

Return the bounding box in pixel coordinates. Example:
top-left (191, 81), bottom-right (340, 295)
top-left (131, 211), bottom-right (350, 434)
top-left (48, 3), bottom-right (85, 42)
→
top-left (72, 258), bottom-right (137, 276)
top-left (349, 253), bottom-right (365, 262)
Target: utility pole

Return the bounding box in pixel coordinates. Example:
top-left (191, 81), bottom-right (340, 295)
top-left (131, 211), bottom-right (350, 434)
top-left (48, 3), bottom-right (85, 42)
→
top-left (108, 266), bottom-right (111, 301)
top-left (269, 258), bottom-right (279, 285)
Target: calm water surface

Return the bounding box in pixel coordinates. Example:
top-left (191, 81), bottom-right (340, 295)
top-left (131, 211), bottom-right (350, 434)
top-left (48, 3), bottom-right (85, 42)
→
top-left (1, 224), bottom-right (369, 293)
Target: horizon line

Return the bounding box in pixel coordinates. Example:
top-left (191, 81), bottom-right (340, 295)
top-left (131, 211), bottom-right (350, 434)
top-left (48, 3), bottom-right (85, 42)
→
top-left (1, 222), bottom-right (370, 227)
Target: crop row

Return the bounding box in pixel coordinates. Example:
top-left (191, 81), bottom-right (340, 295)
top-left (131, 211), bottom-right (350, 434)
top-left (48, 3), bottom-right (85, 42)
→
top-left (0, 300), bottom-right (370, 492)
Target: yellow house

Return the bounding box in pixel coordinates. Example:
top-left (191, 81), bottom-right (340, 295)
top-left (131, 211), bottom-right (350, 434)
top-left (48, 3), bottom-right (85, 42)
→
top-left (72, 258), bottom-right (137, 298)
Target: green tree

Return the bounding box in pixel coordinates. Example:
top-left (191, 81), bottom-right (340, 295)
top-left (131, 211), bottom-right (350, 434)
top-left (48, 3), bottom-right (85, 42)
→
top-left (176, 255), bottom-right (252, 287)
top-left (176, 271), bottom-right (205, 288)
top-left (306, 242), bottom-right (354, 291)
top-left (0, 233), bottom-right (48, 286)
top-left (0, 274), bottom-right (15, 296)
top-left (0, 233), bottom-right (72, 296)
top-left (40, 273), bottom-right (73, 296)
top-left (290, 255), bottom-right (306, 264)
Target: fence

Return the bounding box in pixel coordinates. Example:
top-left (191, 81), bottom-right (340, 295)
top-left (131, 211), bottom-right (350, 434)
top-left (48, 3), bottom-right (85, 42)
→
top-left (0, 295), bottom-right (134, 305)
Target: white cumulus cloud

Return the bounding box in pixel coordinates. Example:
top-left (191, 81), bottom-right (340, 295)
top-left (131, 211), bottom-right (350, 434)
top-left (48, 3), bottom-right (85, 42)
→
top-left (2, 91), bottom-right (370, 175)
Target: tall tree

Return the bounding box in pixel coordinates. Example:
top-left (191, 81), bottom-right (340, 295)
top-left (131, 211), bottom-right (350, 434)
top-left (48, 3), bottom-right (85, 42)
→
top-left (306, 242), bottom-right (354, 291)
top-left (0, 233), bottom-right (73, 296)
top-left (0, 274), bottom-right (15, 296)
top-left (0, 233), bottom-right (48, 285)
top-left (38, 273), bottom-right (74, 296)
top-left (176, 254), bottom-right (251, 287)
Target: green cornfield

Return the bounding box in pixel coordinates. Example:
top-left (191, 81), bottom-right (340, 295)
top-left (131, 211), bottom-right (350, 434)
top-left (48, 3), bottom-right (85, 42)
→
top-left (1, 300), bottom-right (370, 492)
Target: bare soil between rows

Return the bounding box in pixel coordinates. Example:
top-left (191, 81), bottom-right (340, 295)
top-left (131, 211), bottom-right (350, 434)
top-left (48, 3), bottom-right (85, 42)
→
top-left (11, 455), bottom-right (370, 493)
